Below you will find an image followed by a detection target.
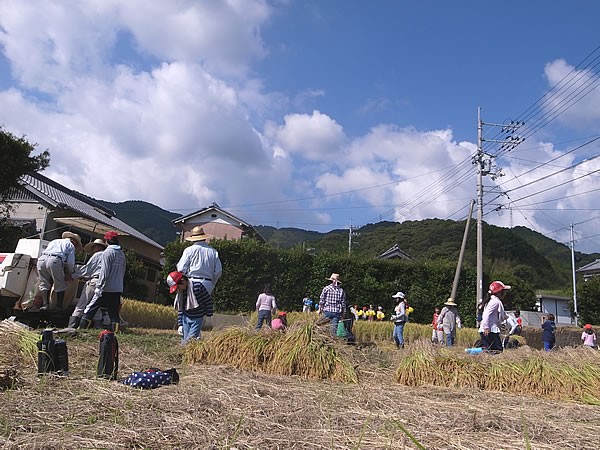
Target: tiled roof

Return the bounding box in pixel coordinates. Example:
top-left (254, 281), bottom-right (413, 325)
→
top-left (577, 259), bottom-right (600, 273)
top-left (19, 172), bottom-right (163, 250)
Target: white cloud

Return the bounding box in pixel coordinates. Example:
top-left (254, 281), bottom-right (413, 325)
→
top-left (267, 110), bottom-right (347, 161)
top-left (543, 59), bottom-right (600, 129)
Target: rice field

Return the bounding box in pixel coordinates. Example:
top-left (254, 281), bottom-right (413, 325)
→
top-left (120, 298), bottom-right (177, 329)
top-left (396, 341), bottom-right (600, 405)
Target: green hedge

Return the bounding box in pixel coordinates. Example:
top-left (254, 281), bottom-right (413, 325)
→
top-left (161, 239), bottom-right (478, 327)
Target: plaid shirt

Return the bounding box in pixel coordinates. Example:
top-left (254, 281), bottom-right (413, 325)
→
top-left (320, 284), bottom-right (346, 314)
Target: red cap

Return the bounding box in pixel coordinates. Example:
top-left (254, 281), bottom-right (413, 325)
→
top-left (489, 281), bottom-right (511, 294)
top-left (104, 231), bottom-right (119, 241)
top-left (278, 311), bottom-right (287, 316)
top-left (166, 271), bottom-right (184, 293)
top-left (584, 324), bottom-right (592, 329)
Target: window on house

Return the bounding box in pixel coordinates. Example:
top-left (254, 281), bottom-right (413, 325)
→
top-left (146, 269), bottom-right (156, 282)
top-left (211, 213), bottom-right (217, 218)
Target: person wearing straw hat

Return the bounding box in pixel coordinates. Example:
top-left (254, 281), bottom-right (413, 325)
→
top-left (319, 273), bottom-right (346, 335)
top-left (437, 298), bottom-right (462, 346)
top-left (177, 226), bottom-right (222, 295)
top-left (67, 238), bottom-right (107, 328)
top-left (391, 292), bottom-right (407, 348)
top-left (80, 231), bottom-right (126, 332)
top-left (36, 231), bottom-right (82, 310)
top-left (479, 281), bottom-right (510, 352)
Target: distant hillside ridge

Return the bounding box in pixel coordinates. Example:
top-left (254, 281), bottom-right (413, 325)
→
top-left (96, 199), bottom-right (180, 246)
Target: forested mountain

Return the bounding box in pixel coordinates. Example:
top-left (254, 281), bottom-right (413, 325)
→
top-left (96, 199), bottom-right (598, 291)
top-left (96, 200), bottom-right (180, 246)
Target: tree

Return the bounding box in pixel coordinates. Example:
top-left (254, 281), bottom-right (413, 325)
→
top-left (123, 249), bottom-right (148, 301)
top-left (0, 127), bottom-right (50, 217)
top-left (577, 277), bottom-right (600, 325)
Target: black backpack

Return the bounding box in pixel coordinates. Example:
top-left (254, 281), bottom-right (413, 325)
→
top-left (97, 330), bottom-right (119, 380)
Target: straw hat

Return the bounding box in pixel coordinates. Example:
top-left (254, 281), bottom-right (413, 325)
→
top-left (185, 226), bottom-right (214, 242)
top-left (444, 297), bottom-right (457, 306)
top-left (62, 231), bottom-right (82, 249)
top-left (83, 238), bottom-right (107, 254)
top-left (326, 273), bottom-right (342, 283)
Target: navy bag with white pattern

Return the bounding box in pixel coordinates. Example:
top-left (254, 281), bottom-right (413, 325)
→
top-left (121, 368), bottom-right (179, 389)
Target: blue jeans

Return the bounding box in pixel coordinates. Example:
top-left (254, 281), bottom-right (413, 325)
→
top-left (544, 341), bottom-right (554, 351)
top-left (182, 314), bottom-right (204, 344)
top-left (323, 311), bottom-right (341, 335)
top-left (446, 332), bottom-right (455, 347)
top-left (393, 323), bottom-right (405, 346)
top-left (256, 310), bottom-right (272, 330)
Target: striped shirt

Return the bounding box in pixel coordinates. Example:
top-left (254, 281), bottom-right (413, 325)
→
top-left (320, 284), bottom-right (346, 314)
top-left (176, 281), bottom-right (214, 326)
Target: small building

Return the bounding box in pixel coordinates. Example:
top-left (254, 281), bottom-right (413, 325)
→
top-left (533, 294), bottom-right (574, 327)
top-left (6, 172), bottom-right (164, 301)
top-left (172, 202), bottom-right (265, 243)
top-left (377, 244), bottom-right (414, 261)
top-left (576, 259), bottom-right (600, 281)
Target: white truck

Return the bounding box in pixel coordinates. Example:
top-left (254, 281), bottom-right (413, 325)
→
top-left (0, 238), bottom-right (83, 326)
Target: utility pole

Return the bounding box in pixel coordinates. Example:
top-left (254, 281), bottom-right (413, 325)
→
top-left (450, 200), bottom-right (475, 302)
top-left (474, 107), bottom-right (524, 316)
top-left (348, 219), bottom-right (359, 255)
top-left (570, 224), bottom-right (579, 326)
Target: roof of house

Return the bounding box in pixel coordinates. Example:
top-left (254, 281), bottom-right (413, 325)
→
top-left (377, 244), bottom-right (414, 261)
top-left (172, 202), bottom-right (252, 227)
top-left (576, 259), bottom-right (600, 273)
top-left (15, 172), bottom-right (163, 250)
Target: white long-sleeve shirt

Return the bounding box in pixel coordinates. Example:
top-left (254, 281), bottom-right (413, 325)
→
top-left (43, 238), bottom-right (76, 266)
top-left (177, 242), bottom-right (222, 283)
top-left (96, 245), bottom-right (126, 293)
top-left (506, 315), bottom-right (519, 334)
top-left (480, 295), bottom-right (508, 333)
top-left (72, 251), bottom-right (103, 279)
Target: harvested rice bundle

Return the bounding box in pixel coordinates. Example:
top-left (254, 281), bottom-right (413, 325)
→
top-left (184, 322), bottom-right (357, 383)
top-left (121, 298), bottom-right (178, 329)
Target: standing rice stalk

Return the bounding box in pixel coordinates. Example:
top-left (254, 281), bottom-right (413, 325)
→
top-left (395, 343), bottom-right (600, 404)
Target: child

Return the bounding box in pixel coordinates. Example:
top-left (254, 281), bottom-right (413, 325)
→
top-left (361, 306), bottom-right (368, 320)
top-left (376, 306), bottom-right (385, 321)
top-left (356, 305), bottom-right (363, 320)
top-left (541, 314), bottom-right (556, 351)
top-left (366, 305), bottom-right (376, 321)
top-left (256, 283), bottom-right (277, 330)
top-left (431, 307), bottom-right (443, 344)
top-left (271, 311), bottom-right (288, 331)
top-left (582, 324), bottom-right (597, 348)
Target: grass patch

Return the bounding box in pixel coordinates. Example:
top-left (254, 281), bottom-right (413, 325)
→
top-left (184, 322), bottom-right (357, 382)
top-left (121, 298), bottom-right (177, 329)
top-left (396, 342), bottom-right (600, 404)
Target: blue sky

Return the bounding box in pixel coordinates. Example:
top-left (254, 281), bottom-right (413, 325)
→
top-left (1, 0), bottom-right (599, 252)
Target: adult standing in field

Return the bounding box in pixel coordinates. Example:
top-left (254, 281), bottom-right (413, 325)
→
top-left (36, 231), bottom-right (82, 310)
top-left (541, 314), bottom-right (556, 351)
top-left (391, 292), bottom-right (407, 349)
top-left (479, 281), bottom-right (510, 352)
top-left (437, 299), bottom-right (462, 346)
top-left (68, 238), bottom-right (107, 328)
top-left (319, 273), bottom-right (346, 335)
top-left (79, 231), bottom-right (126, 332)
top-left (167, 271), bottom-right (213, 343)
top-left (177, 226), bottom-right (222, 295)
top-left (256, 283), bottom-right (277, 330)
